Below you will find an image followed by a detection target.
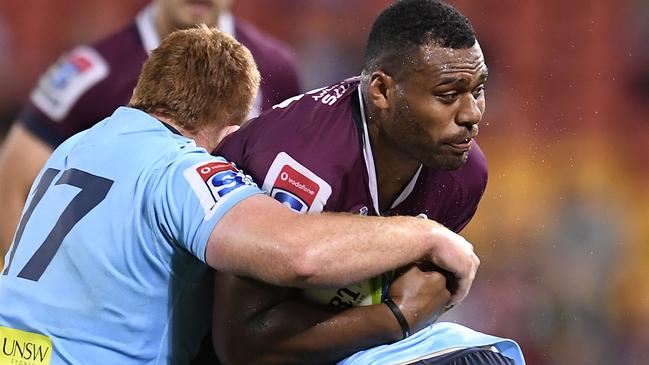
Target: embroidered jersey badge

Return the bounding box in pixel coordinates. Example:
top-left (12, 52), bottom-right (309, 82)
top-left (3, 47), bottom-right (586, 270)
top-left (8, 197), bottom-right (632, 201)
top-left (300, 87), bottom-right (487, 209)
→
top-left (262, 152), bottom-right (332, 213)
top-left (184, 160), bottom-right (256, 219)
top-left (31, 46), bottom-right (109, 121)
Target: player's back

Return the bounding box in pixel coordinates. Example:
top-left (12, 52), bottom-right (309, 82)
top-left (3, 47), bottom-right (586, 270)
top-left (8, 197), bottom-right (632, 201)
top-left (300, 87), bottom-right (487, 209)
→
top-left (0, 107), bottom-right (215, 364)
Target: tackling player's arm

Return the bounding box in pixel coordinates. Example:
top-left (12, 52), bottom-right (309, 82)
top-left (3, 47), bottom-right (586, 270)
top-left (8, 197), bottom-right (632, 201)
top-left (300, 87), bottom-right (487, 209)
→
top-left (0, 123), bottom-right (53, 262)
top-left (205, 193), bottom-right (479, 296)
top-left (212, 265), bottom-right (451, 365)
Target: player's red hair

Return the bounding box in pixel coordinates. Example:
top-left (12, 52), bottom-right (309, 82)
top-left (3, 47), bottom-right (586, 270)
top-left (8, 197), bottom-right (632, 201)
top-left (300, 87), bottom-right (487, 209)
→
top-left (129, 24), bottom-right (260, 132)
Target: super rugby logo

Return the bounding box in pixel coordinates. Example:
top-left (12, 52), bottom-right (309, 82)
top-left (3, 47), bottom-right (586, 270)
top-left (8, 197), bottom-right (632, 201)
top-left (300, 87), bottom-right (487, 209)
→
top-left (262, 152), bottom-right (332, 213)
top-left (50, 53), bottom-right (93, 88)
top-left (184, 160), bottom-right (256, 219)
top-left (31, 46), bottom-right (109, 121)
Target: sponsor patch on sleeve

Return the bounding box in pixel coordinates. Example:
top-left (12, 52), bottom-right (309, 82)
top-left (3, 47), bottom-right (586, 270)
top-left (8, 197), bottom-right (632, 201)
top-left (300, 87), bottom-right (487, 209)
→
top-left (0, 326), bottom-right (52, 364)
top-left (184, 160), bottom-right (257, 219)
top-left (262, 152), bottom-right (332, 213)
top-left (30, 46), bottom-right (109, 122)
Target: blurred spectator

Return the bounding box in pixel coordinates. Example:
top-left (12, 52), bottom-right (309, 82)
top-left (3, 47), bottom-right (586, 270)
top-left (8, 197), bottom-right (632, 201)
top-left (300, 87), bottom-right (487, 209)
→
top-left (0, 0), bottom-right (301, 267)
top-left (233, 0), bottom-right (392, 89)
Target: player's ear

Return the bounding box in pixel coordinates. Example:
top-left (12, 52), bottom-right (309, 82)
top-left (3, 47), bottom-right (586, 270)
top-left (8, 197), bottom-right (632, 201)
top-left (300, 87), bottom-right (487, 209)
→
top-left (368, 70), bottom-right (396, 111)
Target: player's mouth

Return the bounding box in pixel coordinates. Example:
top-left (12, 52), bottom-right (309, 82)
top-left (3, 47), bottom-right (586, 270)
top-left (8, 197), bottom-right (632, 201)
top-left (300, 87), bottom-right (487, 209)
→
top-left (446, 138), bottom-right (473, 153)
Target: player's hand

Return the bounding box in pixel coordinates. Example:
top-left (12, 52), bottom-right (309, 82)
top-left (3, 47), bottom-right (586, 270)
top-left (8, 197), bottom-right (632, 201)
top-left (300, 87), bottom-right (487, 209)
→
top-left (387, 264), bottom-right (451, 334)
top-left (415, 261), bottom-right (459, 294)
top-left (424, 223), bottom-right (479, 306)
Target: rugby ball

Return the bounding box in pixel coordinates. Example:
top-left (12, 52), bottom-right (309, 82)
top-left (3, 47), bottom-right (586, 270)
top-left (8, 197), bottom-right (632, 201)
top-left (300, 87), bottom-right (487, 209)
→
top-left (302, 272), bottom-right (394, 308)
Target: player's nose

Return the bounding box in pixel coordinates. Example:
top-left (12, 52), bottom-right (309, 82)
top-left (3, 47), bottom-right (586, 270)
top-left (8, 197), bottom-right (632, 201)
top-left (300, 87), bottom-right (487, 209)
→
top-left (455, 93), bottom-right (482, 128)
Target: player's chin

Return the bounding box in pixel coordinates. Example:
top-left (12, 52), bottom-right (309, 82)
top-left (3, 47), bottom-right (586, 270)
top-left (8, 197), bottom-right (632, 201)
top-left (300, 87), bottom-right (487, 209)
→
top-left (423, 153), bottom-right (468, 171)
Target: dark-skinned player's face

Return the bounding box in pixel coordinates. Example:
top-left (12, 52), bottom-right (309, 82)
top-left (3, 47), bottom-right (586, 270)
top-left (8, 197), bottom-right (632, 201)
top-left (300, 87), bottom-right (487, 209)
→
top-left (385, 42), bottom-right (487, 170)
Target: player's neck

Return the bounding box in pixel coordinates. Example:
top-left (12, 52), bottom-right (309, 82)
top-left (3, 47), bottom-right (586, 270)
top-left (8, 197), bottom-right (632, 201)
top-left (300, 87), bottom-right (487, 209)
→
top-left (150, 113), bottom-right (223, 152)
top-left (367, 122), bottom-right (421, 213)
top-left (154, 11), bottom-right (174, 40)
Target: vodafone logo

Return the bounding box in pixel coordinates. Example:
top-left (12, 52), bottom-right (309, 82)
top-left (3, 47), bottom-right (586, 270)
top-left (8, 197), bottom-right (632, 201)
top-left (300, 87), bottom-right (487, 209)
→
top-left (280, 171), bottom-right (315, 196)
top-left (273, 164), bottom-right (319, 205)
top-left (262, 152), bottom-right (332, 213)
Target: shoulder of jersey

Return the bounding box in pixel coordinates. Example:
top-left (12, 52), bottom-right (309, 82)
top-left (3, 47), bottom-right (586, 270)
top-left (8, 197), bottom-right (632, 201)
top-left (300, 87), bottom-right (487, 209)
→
top-left (28, 23), bottom-right (143, 122)
top-left (30, 45), bottom-right (109, 122)
top-left (272, 77), bottom-right (360, 111)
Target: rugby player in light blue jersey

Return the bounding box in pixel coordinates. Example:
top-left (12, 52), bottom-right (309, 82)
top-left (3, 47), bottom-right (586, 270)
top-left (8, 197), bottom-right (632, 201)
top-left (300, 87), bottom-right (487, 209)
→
top-left (0, 25), bottom-right (480, 364)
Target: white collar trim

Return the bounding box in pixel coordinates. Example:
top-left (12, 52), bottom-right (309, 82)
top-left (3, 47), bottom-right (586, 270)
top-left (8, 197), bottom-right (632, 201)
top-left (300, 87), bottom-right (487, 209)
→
top-left (136, 4), bottom-right (159, 55)
top-left (218, 11), bottom-right (235, 36)
top-left (136, 4), bottom-right (235, 56)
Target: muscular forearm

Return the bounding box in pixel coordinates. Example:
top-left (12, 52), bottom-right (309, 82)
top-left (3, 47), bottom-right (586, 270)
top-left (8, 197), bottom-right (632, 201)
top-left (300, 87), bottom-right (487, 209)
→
top-left (213, 275), bottom-right (402, 365)
top-left (209, 195), bottom-right (475, 293)
top-left (243, 302), bottom-right (399, 365)
top-left (288, 212), bottom-right (441, 288)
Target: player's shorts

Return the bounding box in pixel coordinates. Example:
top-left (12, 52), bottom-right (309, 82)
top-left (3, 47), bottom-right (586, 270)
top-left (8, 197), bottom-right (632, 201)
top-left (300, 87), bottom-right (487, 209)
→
top-left (409, 347), bottom-right (515, 365)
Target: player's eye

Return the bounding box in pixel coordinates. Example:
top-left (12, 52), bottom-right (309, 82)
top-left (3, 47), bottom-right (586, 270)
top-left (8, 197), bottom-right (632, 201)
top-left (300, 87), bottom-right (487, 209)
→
top-left (472, 85), bottom-right (486, 99)
top-left (437, 92), bottom-right (460, 104)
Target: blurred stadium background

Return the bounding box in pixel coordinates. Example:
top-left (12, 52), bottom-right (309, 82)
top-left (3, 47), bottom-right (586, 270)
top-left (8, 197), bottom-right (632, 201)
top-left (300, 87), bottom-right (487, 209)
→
top-left (1, 1), bottom-right (648, 364)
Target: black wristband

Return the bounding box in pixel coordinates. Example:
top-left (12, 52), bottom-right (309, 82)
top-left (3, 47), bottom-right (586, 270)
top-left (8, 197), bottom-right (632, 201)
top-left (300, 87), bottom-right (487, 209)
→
top-left (383, 297), bottom-right (410, 339)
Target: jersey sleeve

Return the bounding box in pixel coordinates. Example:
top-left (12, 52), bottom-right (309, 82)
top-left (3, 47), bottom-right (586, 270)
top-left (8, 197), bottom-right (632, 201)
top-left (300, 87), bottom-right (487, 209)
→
top-left (19, 46), bottom-right (111, 147)
top-left (150, 153), bottom-right (263, 263)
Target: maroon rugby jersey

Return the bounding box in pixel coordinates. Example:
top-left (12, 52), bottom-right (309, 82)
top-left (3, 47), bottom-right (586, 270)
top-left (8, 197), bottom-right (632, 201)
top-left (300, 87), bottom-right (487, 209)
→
top-left (216, 77), bottom-right (488, 233)
top-left (20, 6), bottom-right (301, 147)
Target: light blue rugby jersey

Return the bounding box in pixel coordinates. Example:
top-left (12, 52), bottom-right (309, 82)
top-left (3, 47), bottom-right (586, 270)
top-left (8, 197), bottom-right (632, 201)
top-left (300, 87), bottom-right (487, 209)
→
top-left (338, 322), bottom-right (525, 365)
top-left (0, 107), bottom-right (262, 364)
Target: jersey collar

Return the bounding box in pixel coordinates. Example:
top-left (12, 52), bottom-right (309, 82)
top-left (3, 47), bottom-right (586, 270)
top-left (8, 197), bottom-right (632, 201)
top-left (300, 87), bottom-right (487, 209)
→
top-left (356, 87), bottom-right (422, 215)
top-left (136, 4), bottom-right (236, 56)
